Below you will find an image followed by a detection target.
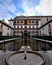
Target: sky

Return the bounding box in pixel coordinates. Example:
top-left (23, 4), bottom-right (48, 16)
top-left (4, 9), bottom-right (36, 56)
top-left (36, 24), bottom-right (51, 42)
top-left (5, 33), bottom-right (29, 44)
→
top-left (0, 0), bottom-right (52, 23)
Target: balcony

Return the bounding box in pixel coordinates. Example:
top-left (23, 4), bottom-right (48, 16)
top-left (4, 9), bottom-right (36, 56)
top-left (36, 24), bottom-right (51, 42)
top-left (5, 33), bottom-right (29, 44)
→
top-left (14, 25), bottom-right (38, 30)
top-left (14, 27), bottom-right (38, 30)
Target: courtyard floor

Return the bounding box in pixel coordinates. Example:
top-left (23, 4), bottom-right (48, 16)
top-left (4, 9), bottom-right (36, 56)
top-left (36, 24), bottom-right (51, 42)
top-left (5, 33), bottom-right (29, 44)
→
top-left (0, 50), bottom-right (52, 65)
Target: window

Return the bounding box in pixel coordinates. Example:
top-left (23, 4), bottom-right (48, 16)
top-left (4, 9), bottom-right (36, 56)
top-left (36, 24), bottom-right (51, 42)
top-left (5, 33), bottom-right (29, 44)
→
top-left (36, 21), bottom-right (38, 25)
top-left (34, 26), bottom-right (36, 28)
top-left (13, 31), bottom-right (15, 33)
top-left (8, 27), bottom-right (9, 30)
top-left (20, 31), bottom-right (22, 33)
top-left (17, 31), bottom-right (19, 33)
top-left (29, 31), bottom-right (31, 33)
top-left (42, 33), bottom-right (44, 36)
top-left (31, 26), bottom-right (33, 28)
top-left (17, 21), bottom-right (19, 23)
top-left (27, 26), bottom-right (29, 28)
top-left (22, 26), bottom-right (25, 28)
top-left (15, 26), bottom-right (17, 28)
top-left (14, 21), bottom-right (16, 23)
top-left (37, 31), bottom-right (38, 33)
top-left (29, 21), bottom-right (31, 23)
top-left (32, 20), bottom-right (34, 23)
top-left (7, 33), bottom-right (9, 36)
top-left (32, 31), bottom-right (34, 33)
top-left (21, 21), bottom-right (23, 23)
top-left (19, 26), bottom-right (21, 28)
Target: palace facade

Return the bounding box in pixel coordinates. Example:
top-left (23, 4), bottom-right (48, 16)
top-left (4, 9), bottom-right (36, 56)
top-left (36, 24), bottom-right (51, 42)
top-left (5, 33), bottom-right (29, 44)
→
top-left (9, 16), bottom-right (52, 36)
top-left (0, 16), bottom-right (52, 36)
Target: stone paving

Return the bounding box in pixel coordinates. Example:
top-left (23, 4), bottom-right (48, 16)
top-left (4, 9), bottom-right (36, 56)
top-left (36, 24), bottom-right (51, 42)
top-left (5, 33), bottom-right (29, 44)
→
top-left (0, 49), bottom-right (52, 65)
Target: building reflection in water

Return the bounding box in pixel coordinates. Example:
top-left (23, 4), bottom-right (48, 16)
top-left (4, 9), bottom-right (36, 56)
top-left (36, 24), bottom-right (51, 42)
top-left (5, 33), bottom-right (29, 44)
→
top-left (0, 38), bottom-right (51, 51)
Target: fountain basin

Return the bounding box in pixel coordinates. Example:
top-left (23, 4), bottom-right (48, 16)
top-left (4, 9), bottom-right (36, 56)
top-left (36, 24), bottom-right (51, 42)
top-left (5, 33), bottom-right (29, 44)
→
top-left (5, 51), bottom-right (45, 65)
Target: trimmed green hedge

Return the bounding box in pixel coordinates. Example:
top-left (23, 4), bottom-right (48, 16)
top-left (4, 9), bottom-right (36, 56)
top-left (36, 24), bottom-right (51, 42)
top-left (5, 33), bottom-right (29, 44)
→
top-left (0, 36), bottom-right (20, 40)
top-left (32, 36), bottom-right (52, 41)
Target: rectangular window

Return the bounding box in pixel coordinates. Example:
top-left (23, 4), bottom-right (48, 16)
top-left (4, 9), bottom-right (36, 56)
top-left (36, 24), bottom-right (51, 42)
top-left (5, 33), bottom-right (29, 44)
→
top-left (17, 21), bottom-right (19, 23)
top-left (14, 21), bottom-right (16, 24)
top-left (17, 31), bottom-right (19, 33)
top-left (7, 33), bottom-right (9, 36)
top-left (31, 26), bottom-right (33, 28)
top-left (22, 26), bottom-right (25, 28)
top-left (8, 27), bottom-right (9, 30)
top-left (15, 26), bottom-right (17, 28)
top-left (34, 26), bottom-right (36, 28)
top-left (27, 26), bottom-right (29, 28)
top-left (29, 21), bottom-right (31, 23)
top-left (19, 26), bottom-right (21, 28)
top-left (21, 21), bottom-right (23, 23)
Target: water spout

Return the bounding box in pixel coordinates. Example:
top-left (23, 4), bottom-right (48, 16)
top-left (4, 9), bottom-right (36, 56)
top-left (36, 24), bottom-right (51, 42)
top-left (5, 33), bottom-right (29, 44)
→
top-left (24, 51), bottom-right (27, 60)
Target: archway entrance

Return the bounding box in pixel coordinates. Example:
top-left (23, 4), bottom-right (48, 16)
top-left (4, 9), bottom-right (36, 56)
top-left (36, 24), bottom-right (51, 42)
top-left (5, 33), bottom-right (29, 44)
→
top-left (21, 30), bottom-right (30, 46)
top-left (24, 30), bottom-right (27, 38)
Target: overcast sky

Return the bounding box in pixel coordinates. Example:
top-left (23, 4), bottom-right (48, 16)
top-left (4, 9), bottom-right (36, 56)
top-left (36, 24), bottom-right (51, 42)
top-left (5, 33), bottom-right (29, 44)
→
top-left (0, 0), bottom-right (52, 23)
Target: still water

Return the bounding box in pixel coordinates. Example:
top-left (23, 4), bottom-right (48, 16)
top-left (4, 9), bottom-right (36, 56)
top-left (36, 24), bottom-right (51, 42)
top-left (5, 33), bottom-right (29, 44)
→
top-left (0, 37), bottom-right (51, 51)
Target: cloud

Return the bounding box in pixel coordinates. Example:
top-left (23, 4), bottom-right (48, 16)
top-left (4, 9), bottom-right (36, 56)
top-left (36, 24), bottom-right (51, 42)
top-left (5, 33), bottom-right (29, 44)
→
top-left (36, 0), bottom-right (52, 15)
top-left (0, 0), bottom-right (52, 23)
top-left (0, 0), bottom-right (16, 20)
top-left (21, 0), bottom-right (41, 16)
top-left (21, 0), bottom-right (52, 16)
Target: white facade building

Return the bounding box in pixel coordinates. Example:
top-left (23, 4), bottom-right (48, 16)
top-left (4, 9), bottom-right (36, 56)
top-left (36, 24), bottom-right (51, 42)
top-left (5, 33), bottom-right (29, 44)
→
top-left (0, 16), bottom-right (52, 36)
top-left (0, 20), bottom-right (13, 36)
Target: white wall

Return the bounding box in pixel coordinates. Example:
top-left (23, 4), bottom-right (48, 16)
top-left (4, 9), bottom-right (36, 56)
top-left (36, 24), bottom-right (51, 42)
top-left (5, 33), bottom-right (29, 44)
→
top-left (9, 20), bottom-right (14, 28)
top-left (44, 25), bottom-right (49, 36)
top-left (2, 25), bottom-right (13, 36)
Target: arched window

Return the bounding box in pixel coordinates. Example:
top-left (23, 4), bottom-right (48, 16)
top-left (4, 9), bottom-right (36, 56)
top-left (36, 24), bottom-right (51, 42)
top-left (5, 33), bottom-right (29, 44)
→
top-left (36, 21), bottom-right (38, 25)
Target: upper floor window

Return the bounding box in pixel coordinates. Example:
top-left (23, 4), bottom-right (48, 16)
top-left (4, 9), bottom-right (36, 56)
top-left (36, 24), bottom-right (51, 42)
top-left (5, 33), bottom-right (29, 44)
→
top-left (36, 31), bottom-right (38, 34)
top-left (36, 21), bottom-right (38, 25)
top-left (14, 21), bottom-right (16, 23)
top-left (32, 20), bottom-right (34, 23)
top-left (32, 31), bottom-right (34, 33)
top-left (29, 20), bottom-right (31, 23)
top-left (19, 26), bottom-right (21, 28)
top-left (21, 21), bottom-right (23, 23)
top-left (34, 26), bottom-right (36, 28)
top-left (17, 31), bottom-right (19, 33)
top-left (20, 31), bottom-right (22, 33)
top-left (13, 31), bottom-right (15, 33)
top-left (15, 25), bottom-right (17, 28)
top-left (7, 33), bottom-right (9, 36)
top-left (22, 26), bottom-right (25, 28)
top-left (31, 26), bottom-right (33, 28)
top-left (17, 21), bottom-right (19, 23)
top-left (29, 31), bottom-right (31, 33)
top-left (27, 26), bottom-right (29, 28)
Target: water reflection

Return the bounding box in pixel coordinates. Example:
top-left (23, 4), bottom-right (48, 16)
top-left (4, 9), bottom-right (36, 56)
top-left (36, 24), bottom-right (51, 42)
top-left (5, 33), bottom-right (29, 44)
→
top-left (0, 38), bottom-right (51, 51)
